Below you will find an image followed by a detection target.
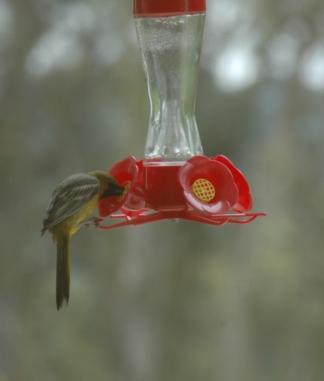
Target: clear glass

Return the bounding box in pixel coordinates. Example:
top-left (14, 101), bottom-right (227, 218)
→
top-left (135, 14), bottom-right (205, 163)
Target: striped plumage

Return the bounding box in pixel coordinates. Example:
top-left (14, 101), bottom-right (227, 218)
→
top-left (42, 173), bottom-right (100, 234)
top-left (42, 171), bottom-right (124, 310)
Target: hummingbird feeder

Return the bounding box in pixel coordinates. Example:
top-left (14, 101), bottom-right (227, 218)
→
top-left (97, 0), bottom-right (265, 230)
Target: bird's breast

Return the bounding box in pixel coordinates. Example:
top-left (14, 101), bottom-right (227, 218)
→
top-left (68, 195), bottom-right (99, 235)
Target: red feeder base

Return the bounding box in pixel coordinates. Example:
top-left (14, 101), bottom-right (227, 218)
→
top-left (97, 155), bottom-right (266, 230)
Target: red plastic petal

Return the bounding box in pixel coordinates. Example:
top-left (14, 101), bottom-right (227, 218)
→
top-left (122, 159), bottom-right (146, 211)
top-left (110, 156), bottom-right (146, 212)
top-left (110, 156), bottom-right (138, 186)
top-left (98, 195), bottom-right (124, 217)
top-left (99, 156), bottom-right (140, 217)
top-left (213, 155), bottom-right (253, 212)
top-left (179, 156), bottom-right (238, 213)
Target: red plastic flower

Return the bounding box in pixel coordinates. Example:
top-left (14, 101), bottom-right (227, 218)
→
top-left (179, 156), bottom-right (239, 214)
top-left (98, 156), bottom-right (146, 217)
top-left (98, 190), bottom-right (125, 217)
top-left (121, 159), bottom-right (146, 212)
top-left (98, 156), bottom-right (136, 217)
top-left (213, 155), bottom-right (252, 212)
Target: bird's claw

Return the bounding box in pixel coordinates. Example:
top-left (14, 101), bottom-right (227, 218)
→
top-left (93, 217), bottom-right (103, 228)
top-left (81, 217), bottom-right (104, 229)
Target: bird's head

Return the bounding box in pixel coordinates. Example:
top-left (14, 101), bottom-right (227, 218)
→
top-left (90, 171), bottom-right (125, 198)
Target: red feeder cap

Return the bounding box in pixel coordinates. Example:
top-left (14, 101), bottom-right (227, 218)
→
top-left (134, 0), bottom-right (206, 17)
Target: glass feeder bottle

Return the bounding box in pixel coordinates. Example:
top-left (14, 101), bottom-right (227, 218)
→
top-left (134, 0), bottom-right (206, 164)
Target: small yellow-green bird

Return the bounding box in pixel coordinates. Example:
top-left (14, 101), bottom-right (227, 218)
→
top-left (42, 171), bottom-right (124, 310)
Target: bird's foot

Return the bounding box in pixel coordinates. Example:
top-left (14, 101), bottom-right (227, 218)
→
top-left (80, 217), bottom-right (104, 229)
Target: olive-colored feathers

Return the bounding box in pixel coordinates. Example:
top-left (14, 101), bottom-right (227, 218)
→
top-left (42, 172), bottom-right (124, 309)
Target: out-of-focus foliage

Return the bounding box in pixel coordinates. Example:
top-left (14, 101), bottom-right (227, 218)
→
top-left (1, 0), bottom-right (324, 380)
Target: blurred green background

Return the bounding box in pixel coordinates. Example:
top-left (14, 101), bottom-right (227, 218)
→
top-left (1, 0), bottom-right (324, 380)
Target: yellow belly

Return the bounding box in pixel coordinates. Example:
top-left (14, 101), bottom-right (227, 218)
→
top-left (64, 195), bottom-right (99, 235)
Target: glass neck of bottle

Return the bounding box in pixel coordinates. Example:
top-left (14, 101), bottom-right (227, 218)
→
top-left (135, 14), bottom-right (205, 163)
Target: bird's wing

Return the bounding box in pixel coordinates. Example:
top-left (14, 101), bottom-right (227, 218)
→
top-left (42, 173), bottom-right (99, 231)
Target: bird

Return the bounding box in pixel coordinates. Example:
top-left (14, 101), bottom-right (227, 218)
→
top-left (41, 171), bottom-right (125, 310)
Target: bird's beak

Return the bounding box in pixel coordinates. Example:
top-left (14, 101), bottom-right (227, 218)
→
top-left (108, 182), bottom-right (125, 196)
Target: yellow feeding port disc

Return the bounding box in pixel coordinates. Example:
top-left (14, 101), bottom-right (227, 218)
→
top-left (192, 178), bottom-right (216, 203)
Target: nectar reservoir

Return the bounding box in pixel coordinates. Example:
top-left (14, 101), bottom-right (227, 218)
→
top-left (134, 0), bottom-right (206, 163)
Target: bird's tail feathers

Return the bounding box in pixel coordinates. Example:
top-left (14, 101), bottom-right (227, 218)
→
top-left (56, 231), bottom-right (70, 310)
